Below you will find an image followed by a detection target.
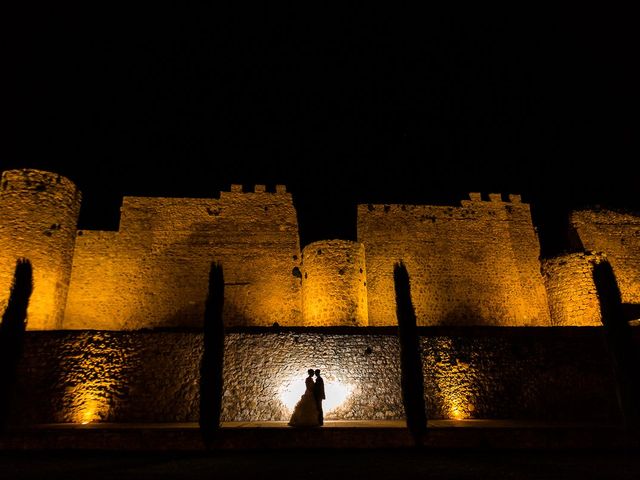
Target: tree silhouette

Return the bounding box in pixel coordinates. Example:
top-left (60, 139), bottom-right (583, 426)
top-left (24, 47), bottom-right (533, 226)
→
top-left (593, 260), bottom-right (640, 428)
top-left (394, 261), bottom-right (427, 444)
top-left (0, 259), bottom-right (33, 430)
top-left (200, 261), bottom-right (225, 443)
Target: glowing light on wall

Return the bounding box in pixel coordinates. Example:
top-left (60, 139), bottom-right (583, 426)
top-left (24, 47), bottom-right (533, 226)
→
top-left (278, 378), bottom-right (305, 411)
top-left (323, 382), bottom-right (354, 412)
top-left (433, 342), bottom-right (477, 420)
top-left (79, 399), bottom-right (102, 424)
top-left (67, 383), bottom-right (110, 424)
top-left (301, 240), bottom-right (368, 327)
top-left (278, 375), bottom-right (354, 414)
top-left (446, 396), bottom-right (475, 420)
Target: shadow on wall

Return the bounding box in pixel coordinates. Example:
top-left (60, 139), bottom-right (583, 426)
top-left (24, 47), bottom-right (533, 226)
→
top-left (394, 261), bottom-right (427, 442)
top-left (0, 259), bottom-right (33, 429)
top-left (200, 261), bottom-right (225, 442)
top-left (593, 260), bottom-right (640, 427)
top-left (622, 304), bottom-right (640, 323)
top-left (153, 301), bottom-right (252, 330)
top-left (440, 304), bottom-right (489, 327)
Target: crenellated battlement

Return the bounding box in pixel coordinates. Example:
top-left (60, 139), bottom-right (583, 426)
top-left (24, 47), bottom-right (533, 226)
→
top-left (361, 193), bottom-right (526, 217)
top-left (461, 192), bottom-right (523, 206)
top-left (360, 195), bottom-right (529, 229)
top-left (228, 184), bottom-right (288, 194)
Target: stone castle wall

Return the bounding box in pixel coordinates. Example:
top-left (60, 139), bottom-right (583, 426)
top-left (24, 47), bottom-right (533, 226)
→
top-left (4, 168), bottom-right (640, 330)
top-left (0, 170), bottom-right (81, 329)
top-left (572, 210), bottom-right (640, 306)
top-left (301, 240), bottom-right (368, 326)
top-left (13, 329), bottom-right (621, 424)
top-left (357, 194), bottom-right (551, 326)
top-left (64, 185), bottom-right (302, 329)
top-left (542, 252), bottom-right (604, 326)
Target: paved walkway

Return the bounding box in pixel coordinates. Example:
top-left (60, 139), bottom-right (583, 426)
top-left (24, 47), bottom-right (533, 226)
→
top-left (3, 419), bottom-right (635, 451)
top-left (30, 419), bottom-right (619, 429)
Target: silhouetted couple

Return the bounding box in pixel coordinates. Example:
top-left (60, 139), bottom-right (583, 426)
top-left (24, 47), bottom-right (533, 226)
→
top-left (288, 369), bottom-right (325, 427)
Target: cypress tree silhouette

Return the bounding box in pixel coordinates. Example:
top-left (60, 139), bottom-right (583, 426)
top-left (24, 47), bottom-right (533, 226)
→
top-left (394, 261), bottom-right (427, 444)
top-left (593, 260), bottom-right (640, 428)
top-left (200, 261), bottom-right (225, 443)
top-left (0, 259), bottom-right (33, 430)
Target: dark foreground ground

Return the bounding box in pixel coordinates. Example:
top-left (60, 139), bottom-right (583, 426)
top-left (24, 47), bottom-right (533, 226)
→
top-left (1, 449), bottom-right (639, 480)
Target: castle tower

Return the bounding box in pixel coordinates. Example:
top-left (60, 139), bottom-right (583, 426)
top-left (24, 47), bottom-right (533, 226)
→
top-left (301, 240), bottom-right (368, 326)
top-left (541, 252), bottom-right (604, 326)
top-left (0, 169), bottom-right (81, 329)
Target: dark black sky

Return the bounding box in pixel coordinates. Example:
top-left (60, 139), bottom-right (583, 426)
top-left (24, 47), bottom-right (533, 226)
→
top-left (5, 6), bottom-right (638, 255)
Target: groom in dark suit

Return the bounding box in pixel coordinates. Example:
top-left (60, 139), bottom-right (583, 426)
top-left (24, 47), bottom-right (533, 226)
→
top-left (314, 369), bottom-right (325, 425)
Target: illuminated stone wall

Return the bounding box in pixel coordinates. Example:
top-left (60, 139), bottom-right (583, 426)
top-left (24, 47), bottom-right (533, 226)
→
top-left (572, 210), bottom-right (640, 305)
top-left (13, 329), bottom-right (620, 424)
top-left (6, 168), bottom-right (640, 332)
top-left (222, 331), bottom-right (401, 421)
top-left (62, 231), bottom-right (123, 329)
top-left (0, 170), bottom-right (81, 330)
top-left (357, 194), bottom-right (551, 326)
top-left (541, 252), bottom-right (604, 326)
top-left (64, 185), bottom-right (302, 329)
top-left (301, 240), bottom-right (368, 326)
top-left (14, 331), bottom-right (200, 424)
top-left (420, 329), bottom-right (620, 420)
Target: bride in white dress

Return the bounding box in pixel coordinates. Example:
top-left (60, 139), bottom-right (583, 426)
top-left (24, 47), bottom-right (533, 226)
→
top-left (288, 369), bottom-right (320, 427)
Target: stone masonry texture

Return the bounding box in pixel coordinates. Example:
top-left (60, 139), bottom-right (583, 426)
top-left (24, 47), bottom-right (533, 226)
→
top-left (3, 170), bottom-right (638, 429)
top-left (357, 195), bottom-right (551, 326)
top-left (0, 169), bottom-right (81, 329)
top-left (12, 329), bottom-right (620, 424)
top-left (2, 169), bottom-right (640, 331)
top-left (301, 240), bottom-right (368, 326)
top-left (542, 252), bottom-right (604, 326)
top-left (572, 209), bottom-right (640, 305)
top-left (64, 189), bottom-right (303, 329)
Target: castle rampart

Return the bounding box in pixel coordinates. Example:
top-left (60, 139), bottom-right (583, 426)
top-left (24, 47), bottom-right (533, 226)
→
top-left (65, 187), bottom-right (302, 329)
top-left (5, 169), bottom-right (640, 330)
top-left (5, 168), bottom-right (640, 430)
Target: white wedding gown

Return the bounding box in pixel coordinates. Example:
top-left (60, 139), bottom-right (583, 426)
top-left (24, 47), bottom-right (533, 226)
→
top-left (288, 376), bottom-right (320, 427)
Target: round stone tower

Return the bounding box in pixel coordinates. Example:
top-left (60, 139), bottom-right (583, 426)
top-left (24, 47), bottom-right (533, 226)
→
top-left (541, 251), bottom-right (604, 326)
top-left (301, 239), bottom-right (368, 326)
top-left (0, 169), bottom-right (81, 329)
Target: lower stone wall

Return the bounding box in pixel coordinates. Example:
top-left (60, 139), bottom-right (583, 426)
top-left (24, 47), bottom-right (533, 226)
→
top-left (421, 330), bottom-right (619, 420)
top-left (14, 332), bottom-right (202, 424)
top-left (223, 332), bottom-right (402, 421)
top-left (13, 328), bottom-right (621, 425)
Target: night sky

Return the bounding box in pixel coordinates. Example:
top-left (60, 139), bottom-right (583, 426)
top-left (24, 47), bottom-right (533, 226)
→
top-left (5, 7), bottom-right (637, 255)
